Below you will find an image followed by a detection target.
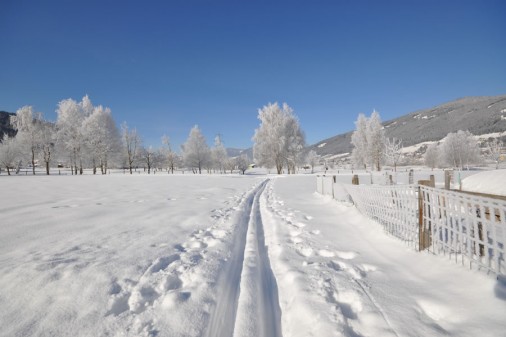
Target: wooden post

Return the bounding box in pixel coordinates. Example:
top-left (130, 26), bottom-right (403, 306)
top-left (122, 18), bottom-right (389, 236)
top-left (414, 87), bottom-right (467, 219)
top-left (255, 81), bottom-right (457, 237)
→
top-left (429, 175), bottom-right (435, 187)
top-left (389, 175), bottom-right (393, 185)
top-left (418, 180), bottom-right (433, 251)
top-left (332, 175), bottom-right (336, 199)
top-left (409, 169), bottom-right (414, 185)
top-left (352, 175), bottom-right (359, 185)
top-left (444, 170), bottom-right (451, 190)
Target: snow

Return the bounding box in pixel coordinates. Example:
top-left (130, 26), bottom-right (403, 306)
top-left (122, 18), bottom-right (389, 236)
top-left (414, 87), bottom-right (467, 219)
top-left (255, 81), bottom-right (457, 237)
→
top-left (318, 143), bottom-right (326, 148)
top-left (461, 169), bottom-right (506, 196)
top-left (1, 173), bottom-right (505, 336)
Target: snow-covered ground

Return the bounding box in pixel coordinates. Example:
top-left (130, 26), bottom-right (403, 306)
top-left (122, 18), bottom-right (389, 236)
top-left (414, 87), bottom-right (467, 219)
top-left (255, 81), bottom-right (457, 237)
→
top-left (1, 173), bottom-right (505, 337)
top-left (461, 169), bottom-right (506, 196)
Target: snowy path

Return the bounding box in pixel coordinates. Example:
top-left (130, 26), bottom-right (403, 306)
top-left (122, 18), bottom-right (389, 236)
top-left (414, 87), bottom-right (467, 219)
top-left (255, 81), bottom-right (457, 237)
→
top-left (206, 180), bottom-right (282, 337)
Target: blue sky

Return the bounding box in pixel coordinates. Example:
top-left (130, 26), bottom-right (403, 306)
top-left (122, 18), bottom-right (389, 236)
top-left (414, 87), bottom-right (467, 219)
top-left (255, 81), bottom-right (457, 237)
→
top-left (1, 0), bottom-right (505, 149)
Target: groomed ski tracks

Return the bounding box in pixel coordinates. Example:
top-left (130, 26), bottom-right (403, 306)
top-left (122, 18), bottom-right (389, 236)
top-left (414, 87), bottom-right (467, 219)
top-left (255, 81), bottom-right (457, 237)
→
top-left (205, 179), bottom-right (283, 337)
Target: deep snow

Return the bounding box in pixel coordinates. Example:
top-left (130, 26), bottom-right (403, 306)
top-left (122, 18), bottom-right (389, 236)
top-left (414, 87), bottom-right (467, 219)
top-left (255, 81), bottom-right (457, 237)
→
top-left (0, 173), bottom-right (505, 337)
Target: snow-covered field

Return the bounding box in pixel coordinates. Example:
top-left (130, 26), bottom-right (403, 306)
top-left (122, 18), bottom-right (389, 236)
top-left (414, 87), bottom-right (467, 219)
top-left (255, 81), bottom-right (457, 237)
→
top-left (1, 173), bottom-right (505, 337)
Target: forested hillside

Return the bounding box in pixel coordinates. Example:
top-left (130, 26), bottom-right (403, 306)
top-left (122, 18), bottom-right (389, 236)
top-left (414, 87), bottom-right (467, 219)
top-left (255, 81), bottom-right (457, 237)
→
top-left (0, 111), bottom-right (16, 140)
top-left (309, 95), bottom-right (506, 156)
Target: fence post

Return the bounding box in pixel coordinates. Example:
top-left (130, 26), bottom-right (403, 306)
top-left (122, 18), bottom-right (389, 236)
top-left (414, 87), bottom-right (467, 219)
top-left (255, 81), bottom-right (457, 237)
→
top-left (429, 175), bottom-right (435, 187)
top-left (409, 169), bottom-right (414, 184)
top-left (418, 180), bottom-right (433, 251)
top-left (352, 175), bottom-right (359, 185)
top-left (444, 170), bottom-right (451, 190)
top-left (332, 175), bottom-right (336, 199)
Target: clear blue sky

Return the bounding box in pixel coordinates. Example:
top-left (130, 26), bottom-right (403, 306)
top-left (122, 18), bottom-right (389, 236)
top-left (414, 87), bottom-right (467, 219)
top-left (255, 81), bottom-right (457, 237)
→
top-left (1, 0), bottom-right (505, 150)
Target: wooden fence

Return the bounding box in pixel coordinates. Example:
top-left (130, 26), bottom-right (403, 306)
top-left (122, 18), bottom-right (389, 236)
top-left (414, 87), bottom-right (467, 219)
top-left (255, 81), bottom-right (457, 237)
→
top-left (419, 186), bottom-right (506, 275)
top-left (316, 175), bottom-right (506, 276)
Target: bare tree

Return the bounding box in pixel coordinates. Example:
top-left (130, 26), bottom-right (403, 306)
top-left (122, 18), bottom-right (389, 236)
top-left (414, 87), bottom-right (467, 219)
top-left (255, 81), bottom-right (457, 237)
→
top-left (161, 135), bottom-right (177, 173)
top-left (121, 122), bottom-right (141, 174)
top-left (306, 150), bottom-right (319, 173)
top-left (141, 145), bottom-right (157, 174)
top-left (486, 138), bottom-right (504, 169)
top-left (384, 137), bottom-right (403, 172)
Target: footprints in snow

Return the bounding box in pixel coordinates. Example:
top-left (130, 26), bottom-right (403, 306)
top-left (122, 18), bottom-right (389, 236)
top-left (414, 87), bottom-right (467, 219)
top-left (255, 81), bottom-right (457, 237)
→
top-left (107, 227), bottom-right (228, 319)
top-left (265, 184), bottom-right (387, 336)
top-left (104, 193), bottom-right (245, 336)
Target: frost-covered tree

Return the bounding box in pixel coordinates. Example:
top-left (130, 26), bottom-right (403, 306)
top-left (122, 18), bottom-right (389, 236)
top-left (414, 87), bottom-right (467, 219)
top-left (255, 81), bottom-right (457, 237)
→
top-left (121, 122), bottom-right (141, 174)
top-left (211, 135), bottom-right (228, 173)
top-left (82, 105), bottom-right (121, 174)
top-left (486, 138), bottom-right (504, 169)
top-left (235, 154), bottom-right (249, 175)
top-left (252, 102), bottom-right (305, 174)
top-left (424, 143), bottom-right (439, 170)
top-left (181, 125), bottom-right (210, 174)
top-left (351, 111), bottom-right (385, 171)
top-left (38, 121), bottom-right (56, 175)
top-left (56, 98), bottom-right (86, 175)
top-left (351, 113), bottom-right (369, 170)
top-left (367, 110), bottom-right (385, 171)
top-left (161, 135), bottom-right (178, 174)
top-left (284, 114), bottom-right (305, 174)
top-left (306, 150), bottom-right (319, 174)
top-left (80, 94), bottom-right (94, 117)
top-left (384, 137), bottom-right (403, 172)
top-left (225, 157), bottom-right (236, 174)
top-left (10, 106), bottom-right (45, 175)
top-left (0, 135), bottom-right (20, 175)
top-left (441, 130), bottom-right (480, 169)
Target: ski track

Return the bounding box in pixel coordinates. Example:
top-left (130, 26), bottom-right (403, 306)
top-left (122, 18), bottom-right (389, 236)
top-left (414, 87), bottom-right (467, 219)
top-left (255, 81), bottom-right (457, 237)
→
top-left (206, 179), bottom-right (283, 337)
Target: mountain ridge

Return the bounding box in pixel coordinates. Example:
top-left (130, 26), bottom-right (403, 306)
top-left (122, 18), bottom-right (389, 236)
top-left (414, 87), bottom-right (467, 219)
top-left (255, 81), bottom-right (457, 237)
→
top-left (308, 94), bottom-right (506, 157)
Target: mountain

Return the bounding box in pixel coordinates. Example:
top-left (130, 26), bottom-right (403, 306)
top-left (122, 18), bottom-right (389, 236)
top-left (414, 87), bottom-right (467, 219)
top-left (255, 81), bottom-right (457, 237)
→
top-left (0, 111), bottom-right (16, 140)
top-left (308, 94), bottom-right (506, 156)
top-left (226, 147), bottom-right (253, 159)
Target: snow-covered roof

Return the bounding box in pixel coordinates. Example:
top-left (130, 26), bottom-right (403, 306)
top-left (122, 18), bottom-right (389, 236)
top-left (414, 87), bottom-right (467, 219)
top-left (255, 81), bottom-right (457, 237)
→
top-left (461, 169), bottom-right (506, 197)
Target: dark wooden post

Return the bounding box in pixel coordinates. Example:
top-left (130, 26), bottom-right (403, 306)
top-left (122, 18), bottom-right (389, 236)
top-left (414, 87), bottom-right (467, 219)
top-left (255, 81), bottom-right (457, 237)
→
top-left (444, 170), bottom-right (451, 190)
top-left (418, 180), bottom-right (433, 251)
top-left (429, 175), bottom-right (435, 187)
top-left (352, 175), bottom-right (359, 185)
top-left (409, 169), bottom-right (414, 185)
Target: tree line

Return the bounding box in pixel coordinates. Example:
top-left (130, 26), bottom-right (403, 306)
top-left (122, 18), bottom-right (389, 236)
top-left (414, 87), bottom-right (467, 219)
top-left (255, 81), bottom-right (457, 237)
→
top-left (0, 96), bottom-right (310, 175)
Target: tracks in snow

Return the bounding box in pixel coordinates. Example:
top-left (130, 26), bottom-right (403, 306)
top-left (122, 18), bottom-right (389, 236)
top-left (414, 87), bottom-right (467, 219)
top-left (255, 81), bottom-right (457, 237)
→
top-left (206, 180), bottom-right (283, 337)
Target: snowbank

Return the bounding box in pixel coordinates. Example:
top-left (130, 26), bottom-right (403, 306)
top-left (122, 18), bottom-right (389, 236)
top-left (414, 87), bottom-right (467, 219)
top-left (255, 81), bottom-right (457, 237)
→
top-left (461, 169), bottom-right (506, 196)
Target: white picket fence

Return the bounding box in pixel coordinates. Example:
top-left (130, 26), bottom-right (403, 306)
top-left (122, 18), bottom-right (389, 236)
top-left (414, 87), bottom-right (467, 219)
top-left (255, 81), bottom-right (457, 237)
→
top-left (345, 184), bottom-right (420, 245)
top-left (316, 175), bottom-right (506, 276)
top-left (419, 186), bottom-right (506, 275)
